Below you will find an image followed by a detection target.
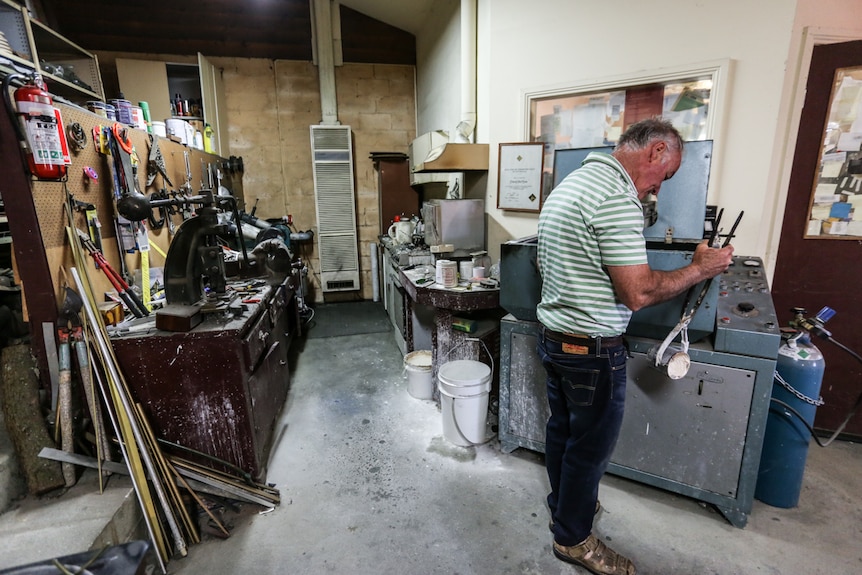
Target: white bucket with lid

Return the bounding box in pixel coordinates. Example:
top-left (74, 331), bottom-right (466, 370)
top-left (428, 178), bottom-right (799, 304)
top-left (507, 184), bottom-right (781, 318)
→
top-left (404, 350), bottom-right (433, 399)
top-left (437, 359), bottom-right (492, 446)
top-left (151, 121), bottom-right (167, 138)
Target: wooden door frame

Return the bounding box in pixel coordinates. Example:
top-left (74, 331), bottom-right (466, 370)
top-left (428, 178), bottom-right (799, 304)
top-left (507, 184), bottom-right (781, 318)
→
top-left (762, 26), bottom-right (862, 281)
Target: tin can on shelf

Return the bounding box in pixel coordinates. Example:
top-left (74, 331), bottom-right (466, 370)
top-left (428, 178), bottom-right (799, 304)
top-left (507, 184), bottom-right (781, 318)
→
top-left (86, 100), bottom-right (107, 118)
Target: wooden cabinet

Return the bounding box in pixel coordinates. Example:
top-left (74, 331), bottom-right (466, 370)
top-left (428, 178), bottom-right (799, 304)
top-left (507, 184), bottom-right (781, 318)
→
top-left (116, 53), bottom-right (228, 156)
top-left (111, 281), bottom-right (300, 481)
top-left (0, 0), bottom-right (104, 101)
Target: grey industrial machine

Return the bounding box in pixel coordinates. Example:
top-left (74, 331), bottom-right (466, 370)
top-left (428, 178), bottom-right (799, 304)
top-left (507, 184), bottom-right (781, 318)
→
top-left (498, 141), bottom-right (780, 527)
top-left (422, 198), bottom-right (485, 257)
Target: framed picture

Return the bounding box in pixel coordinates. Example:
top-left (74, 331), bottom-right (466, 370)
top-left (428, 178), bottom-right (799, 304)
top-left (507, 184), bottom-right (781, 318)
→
top-left (497, 142), bottom-right (544, 212)
top-left (523, 60), bottom-right (730, 205)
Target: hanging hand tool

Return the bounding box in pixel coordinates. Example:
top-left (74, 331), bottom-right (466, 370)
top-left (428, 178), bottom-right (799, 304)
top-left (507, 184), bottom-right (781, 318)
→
top-left (110, 122), bottom-right (151, 222)
top-left (70, 195), bottom-right (103, 253)
top-left (182, 151), bottom-right (193, 193)
top-left (56, 284), bottom-right (85, 487)
top-left (56, 326), bottom-right (76, 486)
top-left (73, 326), bottom-right (112, 479)
top-left (146, 133), bottom-right (173, 188)
top-left (76, 229), bottom-right (149, 318)
top-left (62, 284), bottom-right (112, 478)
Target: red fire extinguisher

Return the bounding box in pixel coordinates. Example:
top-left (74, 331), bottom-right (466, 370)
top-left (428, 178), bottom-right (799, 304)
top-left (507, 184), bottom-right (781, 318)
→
top-left (13, 74), bottom-right (67, 179)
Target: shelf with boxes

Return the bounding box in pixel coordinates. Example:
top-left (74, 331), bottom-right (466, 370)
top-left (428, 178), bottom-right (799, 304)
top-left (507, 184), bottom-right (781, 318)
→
top-left (0, 0), bottom-right (104, 102)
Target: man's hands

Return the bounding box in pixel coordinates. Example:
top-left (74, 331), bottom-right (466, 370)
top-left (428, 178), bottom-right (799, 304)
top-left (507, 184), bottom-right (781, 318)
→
top-left (607, 240), bottom-right (734, 312)
top-left (692, 240), bottom-right (734, 278)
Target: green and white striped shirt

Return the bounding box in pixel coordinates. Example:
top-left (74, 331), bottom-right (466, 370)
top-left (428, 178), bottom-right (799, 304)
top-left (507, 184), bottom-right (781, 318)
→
top-left (536, 152), bottom-right (647, 336)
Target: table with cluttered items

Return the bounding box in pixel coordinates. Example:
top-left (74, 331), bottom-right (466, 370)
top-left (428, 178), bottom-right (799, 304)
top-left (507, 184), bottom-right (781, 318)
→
top-left (399, 263), bottom-right (502, 400)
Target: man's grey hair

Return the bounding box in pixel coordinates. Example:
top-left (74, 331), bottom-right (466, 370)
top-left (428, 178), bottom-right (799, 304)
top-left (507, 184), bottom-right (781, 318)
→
top-left (615, 117), bottom-right (683, 153)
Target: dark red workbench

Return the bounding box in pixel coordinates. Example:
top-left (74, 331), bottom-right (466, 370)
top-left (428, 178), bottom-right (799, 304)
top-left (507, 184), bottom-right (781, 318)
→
top-left (111, 279), bottom-right (299, 481)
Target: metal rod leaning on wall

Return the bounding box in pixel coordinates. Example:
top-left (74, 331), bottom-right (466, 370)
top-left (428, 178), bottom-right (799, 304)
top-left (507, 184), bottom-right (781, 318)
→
top-left (71, 264), bottom-right (188, 559)
top-left (133, 401), bottom-right (200, 545)
top-left (73, 328), bottom-right (113, 489)
top-left (66, 191), bottom-right (196, 561)
top-left (87, 352), bottom-right (167, 573)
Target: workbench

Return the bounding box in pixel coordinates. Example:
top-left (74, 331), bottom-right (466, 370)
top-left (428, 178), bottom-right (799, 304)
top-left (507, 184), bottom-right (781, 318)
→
top-left (111, 277), bottom-right (300, 481)
top-left (399, 266), bottom-right (502, 399)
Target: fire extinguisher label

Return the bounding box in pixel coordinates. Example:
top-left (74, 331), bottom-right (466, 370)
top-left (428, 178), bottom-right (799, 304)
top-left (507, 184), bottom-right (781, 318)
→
top-left (23, 115), bottom-right (65, 166)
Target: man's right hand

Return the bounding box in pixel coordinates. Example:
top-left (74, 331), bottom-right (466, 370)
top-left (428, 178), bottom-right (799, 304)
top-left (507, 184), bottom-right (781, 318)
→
top-left (608, 240), bottom-right (735, 311)
top-left (691, 240), bottom-right (734, 278)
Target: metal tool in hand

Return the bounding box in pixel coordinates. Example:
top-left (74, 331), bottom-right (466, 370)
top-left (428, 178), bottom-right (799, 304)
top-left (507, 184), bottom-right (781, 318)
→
top-left (652, 210), bottom-right (744, 379)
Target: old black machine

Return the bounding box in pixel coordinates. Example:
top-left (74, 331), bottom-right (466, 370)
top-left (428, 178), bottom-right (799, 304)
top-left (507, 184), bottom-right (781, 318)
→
top-left (498, 141), bottom-right (781, 527)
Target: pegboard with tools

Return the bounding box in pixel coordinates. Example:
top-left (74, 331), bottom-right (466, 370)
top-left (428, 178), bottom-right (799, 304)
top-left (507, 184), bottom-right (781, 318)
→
top-left (31, 102), bottom-right (240, 313)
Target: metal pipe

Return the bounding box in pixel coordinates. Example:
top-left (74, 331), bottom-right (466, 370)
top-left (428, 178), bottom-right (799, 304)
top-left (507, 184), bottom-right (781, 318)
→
top-left (456, 0), bottom-right (478, 143)
top-left (71, 266), bottom-right (187, 559)
top-left (370, 242), bottom-right (380, 302)
top-left (88, 352), bottom-right (167, 575)
top-left (289, 230), bottom-right (314, 242)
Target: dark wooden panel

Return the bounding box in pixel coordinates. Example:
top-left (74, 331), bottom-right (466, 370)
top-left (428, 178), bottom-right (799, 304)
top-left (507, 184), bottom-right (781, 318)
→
top-left (372, 154), bottom-right (420, 232)
top-left (771, 40), bottom-right (862, 438)
top-left (0, 87), bottom-right (56, 387)
top-left (340, 5), bottom-right (416, 65)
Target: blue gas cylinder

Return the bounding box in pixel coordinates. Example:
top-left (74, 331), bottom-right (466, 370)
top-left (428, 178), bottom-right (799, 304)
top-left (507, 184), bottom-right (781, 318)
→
top-left (755, 335), bottom-right (825, 508)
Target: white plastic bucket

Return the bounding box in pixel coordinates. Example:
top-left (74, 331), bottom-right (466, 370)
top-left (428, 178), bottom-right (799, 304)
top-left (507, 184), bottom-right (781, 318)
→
top-left (166, 118), bottom-right (188, 143)
top-left (151, 121), bottom-right (167, 138)
top-left (437, 360), bottom-right (492, 446)
top-left (404, 350), bottom-right (433, 399)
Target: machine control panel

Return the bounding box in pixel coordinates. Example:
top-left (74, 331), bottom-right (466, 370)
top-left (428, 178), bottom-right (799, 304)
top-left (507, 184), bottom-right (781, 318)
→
top-left (713, 256), bottom-right (781, 359)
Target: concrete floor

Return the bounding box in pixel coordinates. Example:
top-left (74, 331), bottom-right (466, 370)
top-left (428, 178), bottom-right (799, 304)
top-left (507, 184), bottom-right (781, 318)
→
top-left (2, 302), bottom-right (862, 574)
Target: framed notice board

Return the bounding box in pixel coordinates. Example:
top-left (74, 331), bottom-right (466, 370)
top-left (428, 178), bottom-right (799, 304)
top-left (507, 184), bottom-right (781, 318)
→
top-left (497, 142), bottom-right (544, 212)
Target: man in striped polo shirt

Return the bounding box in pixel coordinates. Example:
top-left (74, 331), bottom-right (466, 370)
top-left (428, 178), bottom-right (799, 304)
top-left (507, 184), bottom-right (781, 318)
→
top-left (536, 117), bottom-right (733, 575)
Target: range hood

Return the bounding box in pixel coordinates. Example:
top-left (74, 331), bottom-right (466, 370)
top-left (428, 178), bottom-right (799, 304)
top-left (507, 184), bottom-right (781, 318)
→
top-left (408, 132), bottom-right (488, 186)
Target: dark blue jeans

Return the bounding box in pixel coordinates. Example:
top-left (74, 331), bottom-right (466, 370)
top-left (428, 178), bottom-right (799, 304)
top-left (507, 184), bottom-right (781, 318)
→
top-left (537, 332), bottom-right (628, 546)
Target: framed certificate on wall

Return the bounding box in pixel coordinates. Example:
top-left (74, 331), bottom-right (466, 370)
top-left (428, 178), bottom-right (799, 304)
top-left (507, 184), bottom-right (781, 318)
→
top-left (497, 142), bottom-right (544, 212)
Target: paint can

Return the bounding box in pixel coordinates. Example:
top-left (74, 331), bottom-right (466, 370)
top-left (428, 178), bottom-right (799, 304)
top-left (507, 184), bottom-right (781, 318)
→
top-left (435, 260), bottom-right (457, 287)
top-left (86, 100), bottom-right (107, 118)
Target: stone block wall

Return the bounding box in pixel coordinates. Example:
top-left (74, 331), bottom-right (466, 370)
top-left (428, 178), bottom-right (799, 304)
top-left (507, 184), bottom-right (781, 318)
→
top-left (213, 58), bottom-right (417, 303)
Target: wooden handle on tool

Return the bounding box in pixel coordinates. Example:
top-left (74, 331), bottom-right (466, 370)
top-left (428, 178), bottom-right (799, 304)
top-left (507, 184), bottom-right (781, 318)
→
top-left (57, 339), bottom-right (76, 487)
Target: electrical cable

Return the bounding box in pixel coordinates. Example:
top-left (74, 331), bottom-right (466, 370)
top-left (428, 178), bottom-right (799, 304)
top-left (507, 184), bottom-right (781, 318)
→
top-left (769, 398), bottom-right (854, 448)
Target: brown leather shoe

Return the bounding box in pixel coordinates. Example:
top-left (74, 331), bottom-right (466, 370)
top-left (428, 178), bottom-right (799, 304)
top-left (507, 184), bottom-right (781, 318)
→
top-left (548, 500), bottom-right (601, 531)
top-left (553, 534), bottom-right (636, 575)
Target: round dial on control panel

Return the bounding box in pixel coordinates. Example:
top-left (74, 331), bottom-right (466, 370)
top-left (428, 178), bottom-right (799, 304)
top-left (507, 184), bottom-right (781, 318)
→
top-left (743, 259), bottom-right (760, 267)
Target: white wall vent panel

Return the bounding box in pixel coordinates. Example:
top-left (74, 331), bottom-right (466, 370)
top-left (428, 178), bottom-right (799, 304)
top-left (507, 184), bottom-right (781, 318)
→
top-left (310, 125), bottom-right (360, 292)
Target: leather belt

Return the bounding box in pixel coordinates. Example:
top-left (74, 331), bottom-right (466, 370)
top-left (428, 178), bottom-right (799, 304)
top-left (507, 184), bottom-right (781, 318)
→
top-left (542, 328), bottom-right (624, 350)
